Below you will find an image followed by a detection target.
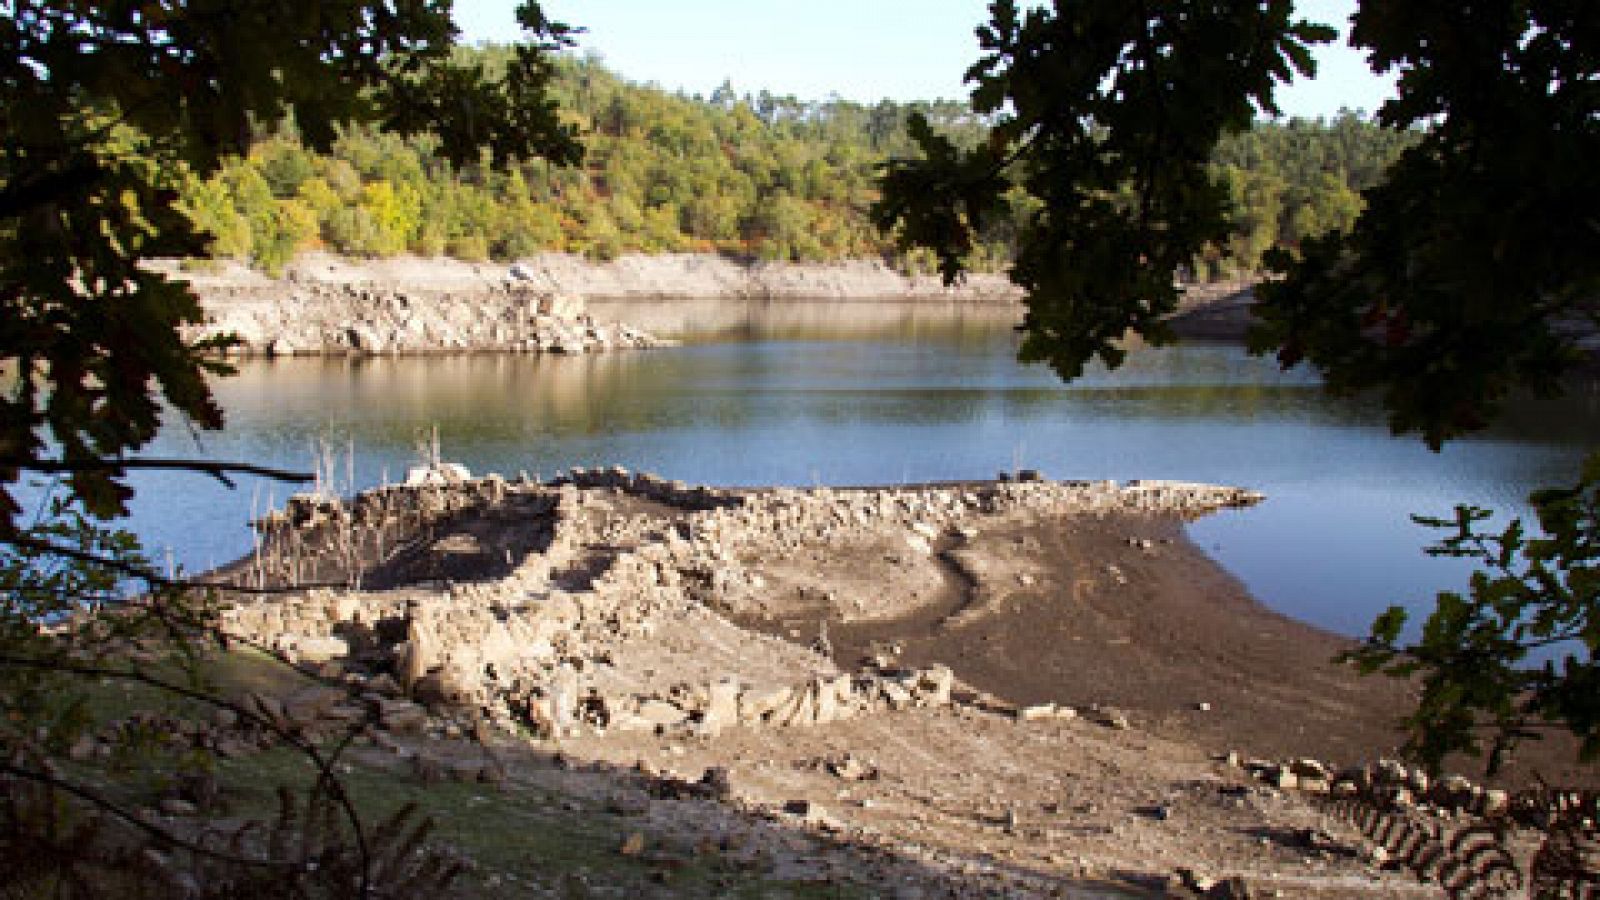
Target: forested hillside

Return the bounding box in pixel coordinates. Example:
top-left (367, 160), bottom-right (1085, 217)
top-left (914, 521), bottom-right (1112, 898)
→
top-left (182, 48), bottom-right (1414, 277)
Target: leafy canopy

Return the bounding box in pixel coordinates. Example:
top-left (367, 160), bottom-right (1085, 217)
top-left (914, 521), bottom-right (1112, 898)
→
top-left (878, 0), bottom-right (1598, 447)
top-left (878, 0), bottom-right (1600, 771)
top-left (1251, 0), bottom-right (1600, 449)
top-left (1, 3), bottom-right (582, 891)
top-left (1352, 459), bottom-right (1600, 773)
top-left (876, 0), bottom-right (1334, 377)
top-left (0, 0), bottom-right (581, 532)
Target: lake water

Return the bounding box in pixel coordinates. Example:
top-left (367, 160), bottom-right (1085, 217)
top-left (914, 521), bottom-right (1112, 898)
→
top-left (110, 299), bottom-right (1599, 641)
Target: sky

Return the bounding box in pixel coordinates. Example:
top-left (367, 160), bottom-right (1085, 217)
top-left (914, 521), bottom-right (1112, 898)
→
top-left (452, 0), bottom-right (1399, 120)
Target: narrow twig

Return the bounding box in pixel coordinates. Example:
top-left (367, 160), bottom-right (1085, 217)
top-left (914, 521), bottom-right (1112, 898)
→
top-left (3, 532), bottom-right (351, 595)
top-left (11, 458), bottom-right (313, 490)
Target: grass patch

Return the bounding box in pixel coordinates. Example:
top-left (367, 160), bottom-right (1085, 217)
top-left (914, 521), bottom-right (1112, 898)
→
top-left (211, 748), bottom-right (870, 897)
top-left (35, 646), bottom-right (874, 896)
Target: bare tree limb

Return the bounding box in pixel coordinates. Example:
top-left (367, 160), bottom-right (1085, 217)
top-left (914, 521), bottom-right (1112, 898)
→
top-left (3, 532), bottom-right (352, 596)
top-left (10, 458), bottom-right (314, 491)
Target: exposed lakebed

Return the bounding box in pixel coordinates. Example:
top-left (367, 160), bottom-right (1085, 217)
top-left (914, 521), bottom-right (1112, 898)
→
top-left (125, 298), bottom-right (1600, 640)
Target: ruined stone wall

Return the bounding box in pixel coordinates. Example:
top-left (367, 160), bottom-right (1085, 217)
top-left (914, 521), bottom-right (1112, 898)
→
top-left (218, 469), bottom-right (1263, 742)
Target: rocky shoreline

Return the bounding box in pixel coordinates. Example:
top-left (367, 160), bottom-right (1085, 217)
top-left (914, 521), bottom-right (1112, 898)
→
top-left (184, 278), bottom-right (669, 357)
top-left (164, 252), bottom-right (1022, 357)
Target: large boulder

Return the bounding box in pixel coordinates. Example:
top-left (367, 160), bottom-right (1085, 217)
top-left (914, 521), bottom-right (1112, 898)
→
top-left (397, 614), bottom-right (441, 691)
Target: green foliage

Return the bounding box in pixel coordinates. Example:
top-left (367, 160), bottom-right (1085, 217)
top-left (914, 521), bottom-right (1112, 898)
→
top-left (879, 1), bottom-right (1596, 446)
top-left (0, 1), bottom-right (580, 531)
top-left (1252, 1), bottom-right (1600, 449)
top-left (0, 5), bottom-right (580, 890)
top-left (1, 116), bottom-right (233, 527)
top-left (181, 177), bottom-right (254, 261)
top-left (180, 54), bottom-right (995, 266)
top-left (181, 50), bottom-right (1399, 278)
top-left (1349, 454), bottom-right (1600, 774)
top-left (876, 0), bottom-right (1335, 380)
top-left (883, 0), bottom-right (1598, 772)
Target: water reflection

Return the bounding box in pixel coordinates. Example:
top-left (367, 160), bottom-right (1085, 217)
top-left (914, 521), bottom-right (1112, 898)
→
top-left (125, 301), bottom-right (1599, 639)
top-left (586, 298), bottom-right (1022, 344)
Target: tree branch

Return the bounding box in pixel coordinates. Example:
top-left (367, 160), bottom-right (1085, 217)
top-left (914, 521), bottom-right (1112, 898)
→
top-left (0, 160), bottom-right (106, 222)
top-left (11, 458), bottom-right (314, 491)
top-left (2, 532), bottom-right (352, 596)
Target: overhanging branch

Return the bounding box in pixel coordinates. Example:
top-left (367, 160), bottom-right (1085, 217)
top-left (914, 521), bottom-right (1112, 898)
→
top-left (12, 458), bottom-right (314, 491)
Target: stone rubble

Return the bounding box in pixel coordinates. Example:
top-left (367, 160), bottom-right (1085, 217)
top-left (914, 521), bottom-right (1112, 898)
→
top-left (1229, 751), bottom-right (1522, 822)
top-left (218, 466), bottom-right (1265, 752)
top-left (183, 281), bottom-right (670, 356)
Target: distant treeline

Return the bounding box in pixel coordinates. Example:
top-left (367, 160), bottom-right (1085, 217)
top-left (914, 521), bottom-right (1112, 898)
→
top-left (182, 48), bottom-right (1416, 278)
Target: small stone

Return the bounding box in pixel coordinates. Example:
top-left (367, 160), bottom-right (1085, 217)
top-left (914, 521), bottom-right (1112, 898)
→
top-left (783, 799), bottom-right (815, 816)
top-left (1017, 703), bottom-right (1058, 722)
top-left (67, 735), bottom-right (97, 761)
top-left (1090, 706), bottom-right (1130, 730)
top-left (1481, 789), bottom-right (1510, 817)
top-left (636, 699), bottom-right (688, 728)
top-left (825, 754), bottom-right (874, 781)
top-left (293, 635), bottom-right (349, 664)
top-left (698, 767), bottom-right (733, 801)
top-left (1177, 867), bottom-right (1217, 893)
top-left (1288, 758), bottom-right (1330, 781)
top-left (159, 796), bottom-right (197, 817)
top-left (701, 678), bottom-right (740, 736)
top-left (378, 699), bottom-right (428, 733)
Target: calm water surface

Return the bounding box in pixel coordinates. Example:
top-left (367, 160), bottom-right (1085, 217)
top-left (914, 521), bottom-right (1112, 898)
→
top-left (117, 300), bottom-right (1599, 640)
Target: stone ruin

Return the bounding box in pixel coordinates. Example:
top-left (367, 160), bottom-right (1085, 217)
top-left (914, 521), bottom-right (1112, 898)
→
top-left (217, 466), bottom-right (1265, 743)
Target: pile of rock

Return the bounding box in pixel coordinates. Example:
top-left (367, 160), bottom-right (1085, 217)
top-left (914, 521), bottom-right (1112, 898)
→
top-left (593, 666), bottom-right (955, 738)
top-left (1227, 752), bottom-right (1513, 819)
top-left (186, 282), bottom-right (669, 356)
top-left (219, 468), bottom-right (1264, 747)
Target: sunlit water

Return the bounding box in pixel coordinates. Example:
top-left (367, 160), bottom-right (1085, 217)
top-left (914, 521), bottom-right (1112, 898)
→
top-left (93, 299), bottom-right (1599, 641)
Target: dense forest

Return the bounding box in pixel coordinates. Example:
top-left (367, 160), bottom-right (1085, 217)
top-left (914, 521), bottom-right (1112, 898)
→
top-left (181, 48), bottom-right (1416, 278)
